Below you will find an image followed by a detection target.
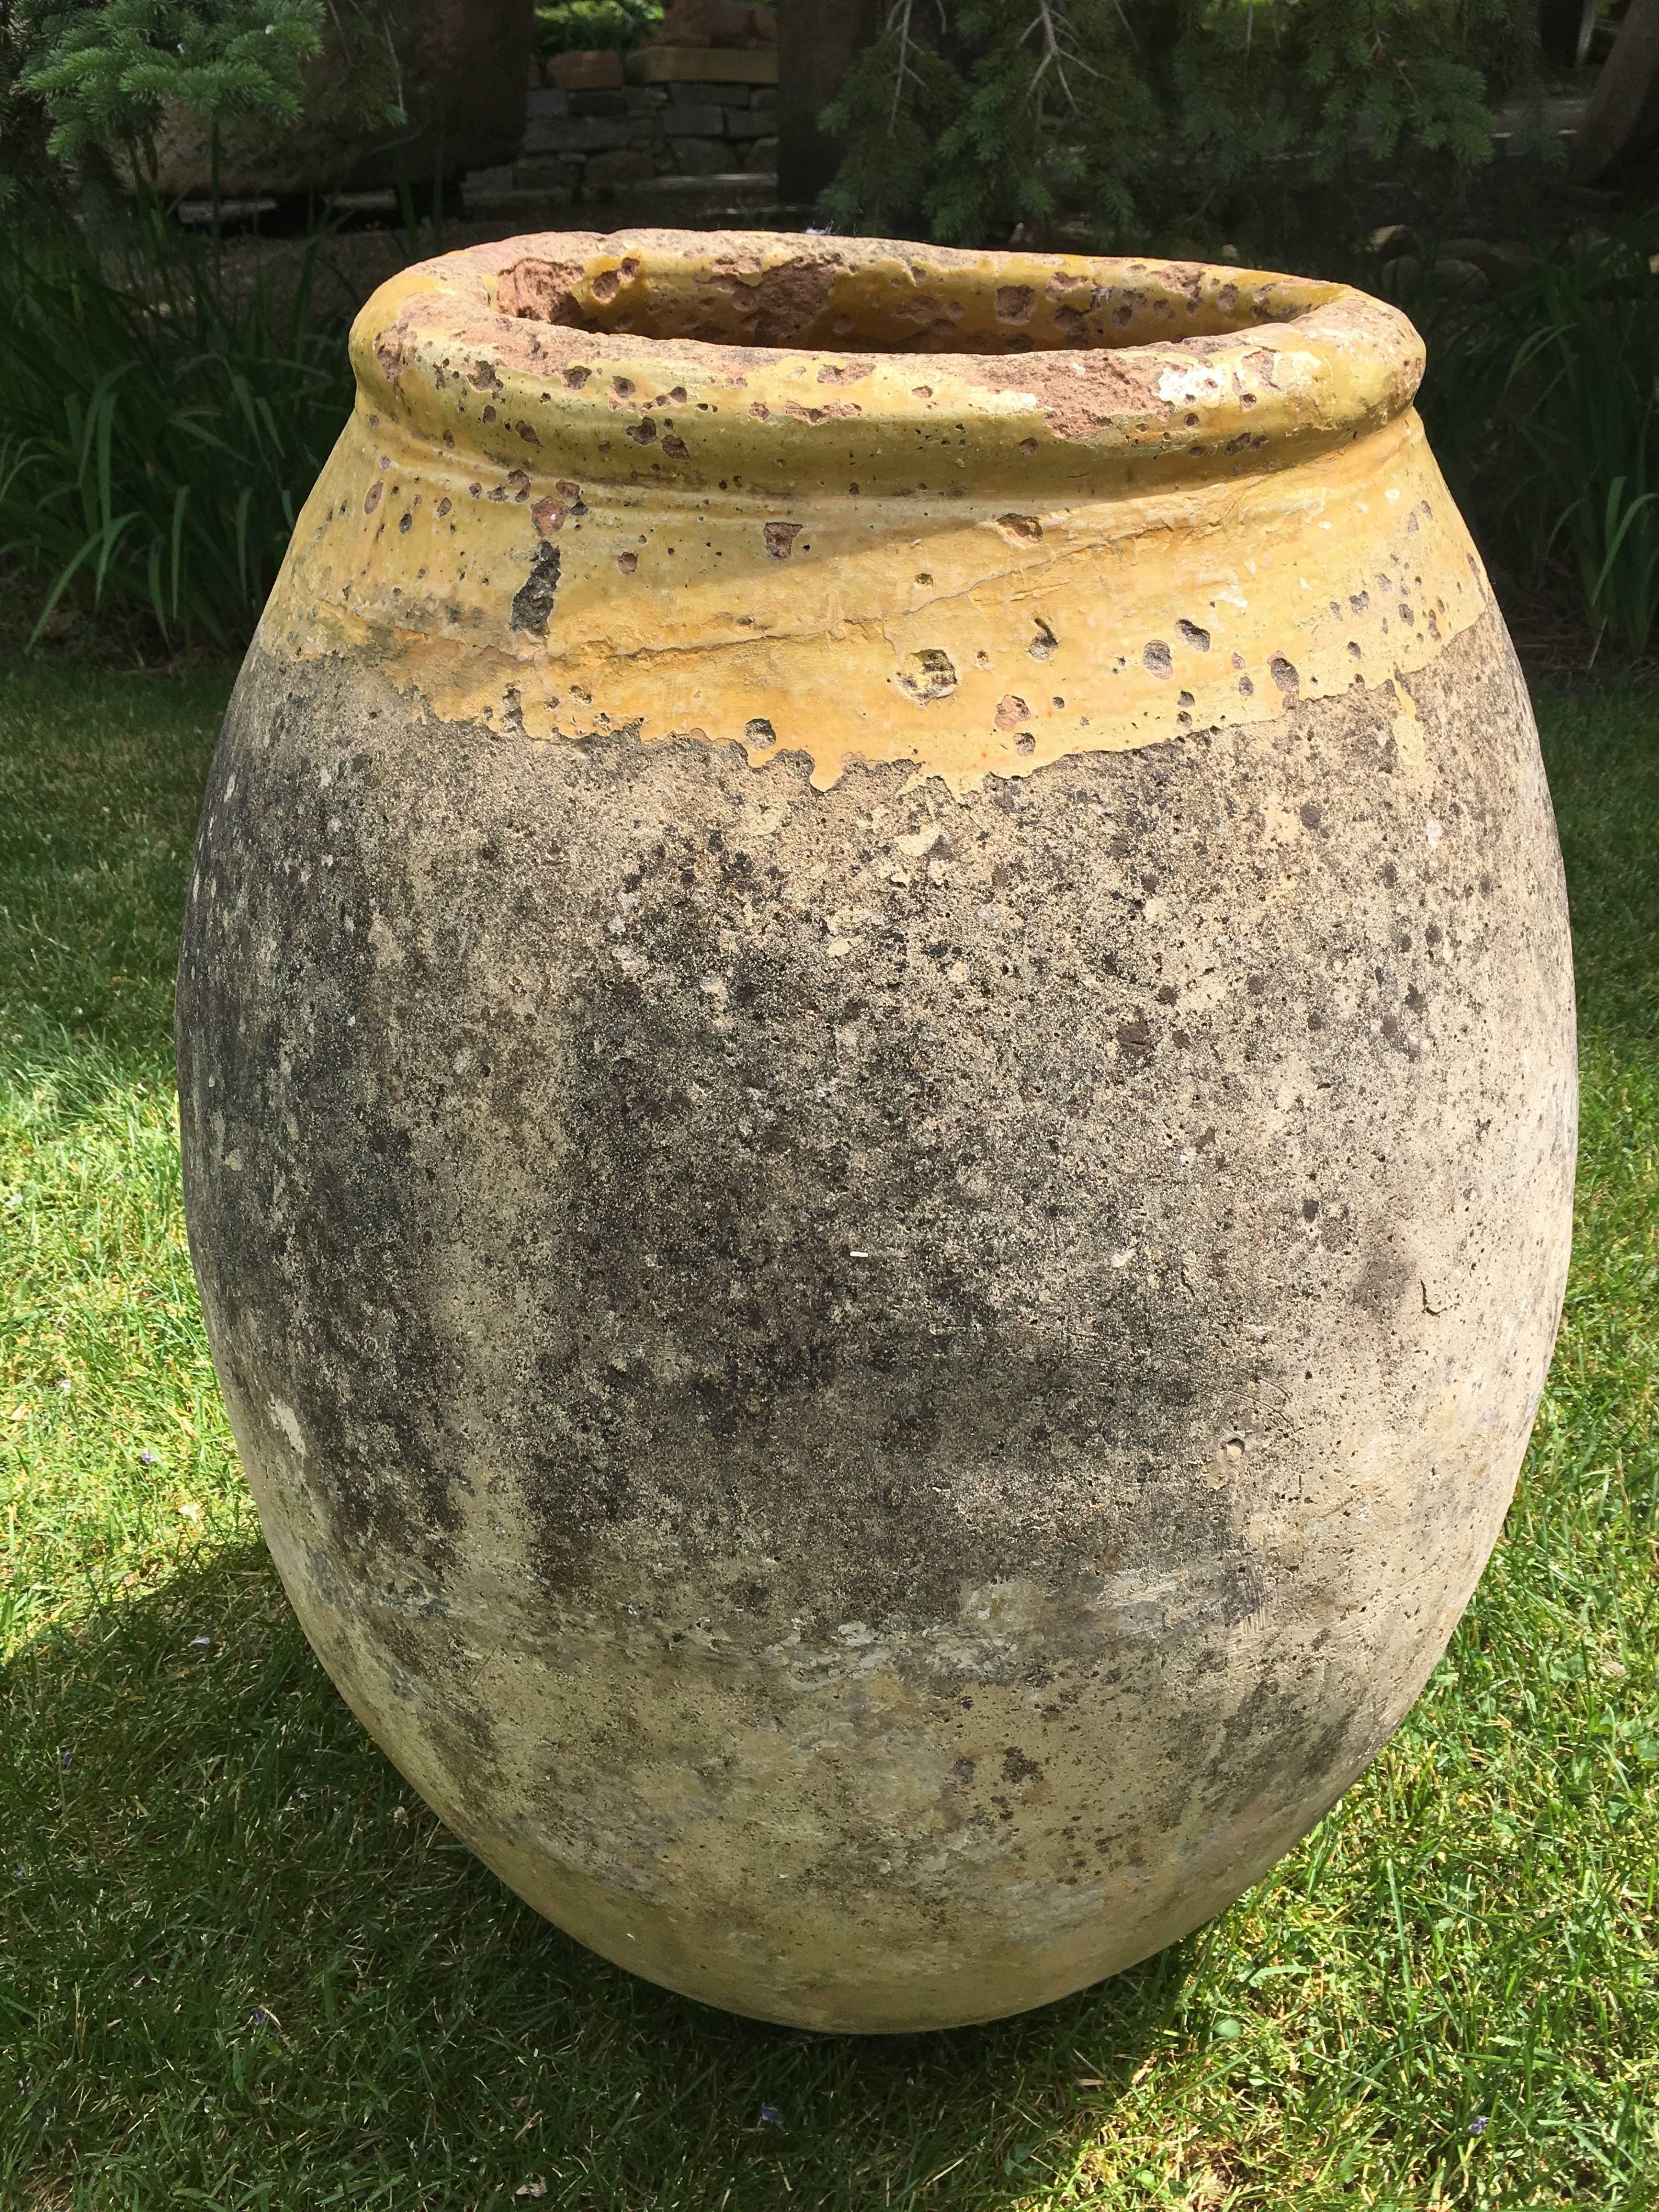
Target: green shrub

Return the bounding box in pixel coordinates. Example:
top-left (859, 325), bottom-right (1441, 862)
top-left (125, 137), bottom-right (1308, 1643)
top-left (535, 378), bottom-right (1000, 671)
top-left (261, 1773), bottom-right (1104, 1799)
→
top-left (533, 0), bottom-right (663, 60)
top-left (4, 0), bottom-right (325, 197)
top-left (0, 209), bottom-right (351, 651)
top-left (821, 0), bottom-right (1541, 252)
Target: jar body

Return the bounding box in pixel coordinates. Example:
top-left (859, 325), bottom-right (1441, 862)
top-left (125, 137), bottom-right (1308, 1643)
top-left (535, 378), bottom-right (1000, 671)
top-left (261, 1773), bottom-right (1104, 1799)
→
top-left (177, 238), bottom-right (1575, 2032)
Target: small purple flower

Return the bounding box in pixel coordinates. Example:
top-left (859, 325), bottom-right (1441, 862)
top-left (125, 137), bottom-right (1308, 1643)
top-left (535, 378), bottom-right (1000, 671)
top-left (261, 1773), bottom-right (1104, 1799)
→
top-left (139, 1451), bottom-right (156, 1465)
top-left (58, 1748), bottom-right (71, 1770)
top-left (759, 2105), bottom-right (782, 2127)
top-left (1469, 2115), bottom-right (1489, 2137)
top-left (250, 2007), bottom-right (269, 2029)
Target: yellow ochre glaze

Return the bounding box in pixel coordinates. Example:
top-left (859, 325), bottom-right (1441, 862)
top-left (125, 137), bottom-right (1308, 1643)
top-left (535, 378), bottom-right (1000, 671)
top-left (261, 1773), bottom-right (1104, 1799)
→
top-left (261, 230), bottom-right (1486, 793)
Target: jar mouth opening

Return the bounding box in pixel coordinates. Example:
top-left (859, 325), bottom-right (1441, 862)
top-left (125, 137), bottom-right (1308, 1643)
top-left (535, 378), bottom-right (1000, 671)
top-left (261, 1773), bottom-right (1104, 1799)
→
top-left (492, 234), bottom-right (1333, 359)
top-left (353, 229), bottom-right (1423, 472)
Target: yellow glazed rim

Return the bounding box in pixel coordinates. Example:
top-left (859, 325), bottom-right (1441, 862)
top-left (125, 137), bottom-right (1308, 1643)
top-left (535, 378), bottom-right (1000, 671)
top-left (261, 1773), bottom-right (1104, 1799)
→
top-left (351, 228), bottom-right (1424, 490)
top-left (269, 230), bottom-right (1481, 793)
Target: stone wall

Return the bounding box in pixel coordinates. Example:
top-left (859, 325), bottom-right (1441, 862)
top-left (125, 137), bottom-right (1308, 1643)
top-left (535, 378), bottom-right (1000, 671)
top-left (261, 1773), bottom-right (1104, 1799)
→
top-left (503, 82), bottom-right (777, 197)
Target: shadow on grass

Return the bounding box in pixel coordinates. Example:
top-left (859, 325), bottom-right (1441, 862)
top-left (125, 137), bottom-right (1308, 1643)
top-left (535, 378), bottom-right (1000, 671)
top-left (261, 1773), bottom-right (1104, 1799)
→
top-left (2, 1541), bottom-right (1192, 2210)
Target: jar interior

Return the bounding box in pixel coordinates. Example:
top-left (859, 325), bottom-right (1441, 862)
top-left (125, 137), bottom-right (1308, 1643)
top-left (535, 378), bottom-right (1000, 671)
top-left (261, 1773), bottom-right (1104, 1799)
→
top-left (496, 247), bottom-right (1311, 357)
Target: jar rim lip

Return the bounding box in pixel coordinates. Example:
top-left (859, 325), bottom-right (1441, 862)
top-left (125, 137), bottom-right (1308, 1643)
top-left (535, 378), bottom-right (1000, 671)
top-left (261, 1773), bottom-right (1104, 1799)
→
top-left (351, 228), bottom-right (1424, 472)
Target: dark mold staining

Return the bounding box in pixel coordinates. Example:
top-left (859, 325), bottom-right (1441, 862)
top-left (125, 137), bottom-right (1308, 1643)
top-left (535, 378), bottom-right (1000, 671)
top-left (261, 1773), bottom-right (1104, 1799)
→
top-left (1269, 655), bottom-right (1300, 696)
top-left (626, 417), bottom-right (658, 445)
top-left (997, 514), bottom-right (1042, 541)
top-left (995, 694), bottom-right (1031, 733)
top-left (661, 434), bottom-right (690, 459)
top-left (363, 482), bottom-right (383, 515)
top-left (180, 600), bottom-right (1565, 1726)
top-left (617, 551), bottom-right (639, 575)
top-left (764, 521), bottom-right (803, 560)
top-left (510, 543), bottom-right (562, 635)
top-left (1353, 1246), bottom-right (1414, 1324)
top-left (1029, 620), bottom-right (1058, 662)
top-left (1176, 619), bottom-right (1211, 652)
top-left (398, 511), bottom-right (413, 534)
top-left (1299, 801), bottom-right (1323, 830)
top-left (1144, 641), bottom-right (1173, 679)
top-left (745, 718), bottom-right (778, 748)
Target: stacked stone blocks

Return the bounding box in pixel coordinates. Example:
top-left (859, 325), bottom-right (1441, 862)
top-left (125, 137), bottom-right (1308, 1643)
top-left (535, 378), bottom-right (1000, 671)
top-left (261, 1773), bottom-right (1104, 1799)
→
top-left (516, 82), bottom-right (777, 194)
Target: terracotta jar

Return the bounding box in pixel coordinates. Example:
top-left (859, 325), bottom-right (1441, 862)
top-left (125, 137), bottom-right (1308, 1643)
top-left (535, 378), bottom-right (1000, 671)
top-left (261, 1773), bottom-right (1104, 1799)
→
top-left (177, 231), bottom-right (1576, 2033)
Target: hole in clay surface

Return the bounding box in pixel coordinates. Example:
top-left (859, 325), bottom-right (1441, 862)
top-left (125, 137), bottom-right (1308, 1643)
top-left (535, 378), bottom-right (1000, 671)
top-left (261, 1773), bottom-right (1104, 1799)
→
top-left (898, 648), bottom-right (958, 703)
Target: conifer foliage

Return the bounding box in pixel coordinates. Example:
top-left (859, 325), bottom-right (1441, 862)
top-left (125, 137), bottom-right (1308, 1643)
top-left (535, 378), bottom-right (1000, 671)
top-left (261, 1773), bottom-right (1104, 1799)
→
top-left (821, 0), bottom-right (1533, 247)
top-left (10, 1), bottom-right (327, 185)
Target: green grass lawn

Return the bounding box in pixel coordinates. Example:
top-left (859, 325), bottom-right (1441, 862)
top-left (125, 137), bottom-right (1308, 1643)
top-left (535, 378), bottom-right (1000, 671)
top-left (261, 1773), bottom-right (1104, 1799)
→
top-left (0, 663), bottom-right (1654, 2212)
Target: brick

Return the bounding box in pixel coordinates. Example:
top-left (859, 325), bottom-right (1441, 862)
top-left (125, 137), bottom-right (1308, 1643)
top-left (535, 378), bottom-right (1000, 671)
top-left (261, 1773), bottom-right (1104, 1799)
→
top-left (526, 88), bottom-right (569, 119)
top-left (724, 108), bottom-right (770, 137)
top-left (545, 48), bottom-right (624, 91)
top-left (522, 116), bottom-right (634, 154)
top-left (663, 100), bottom-right (725, 134)
top-left (744, 136), bottom-right (778, 173)
top-left (667, 136), bottom-right (735, 175)
top-left (568, 88), bottom-right (629, 117)
top-left (511, 155), bottom-right (584, 193)
top-left (585, 147), bottom-right (655, 185)
top-left (750, 89), bottom-right (777, 117)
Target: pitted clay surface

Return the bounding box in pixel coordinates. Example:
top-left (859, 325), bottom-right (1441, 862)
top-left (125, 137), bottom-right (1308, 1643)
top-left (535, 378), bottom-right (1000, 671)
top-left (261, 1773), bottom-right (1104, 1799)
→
top-left (178, 600), bottom-right (1573, 2029)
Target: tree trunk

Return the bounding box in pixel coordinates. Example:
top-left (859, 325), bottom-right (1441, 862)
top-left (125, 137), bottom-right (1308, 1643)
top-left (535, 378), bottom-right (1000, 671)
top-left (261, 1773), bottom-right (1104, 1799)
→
top-left (1570, 0), bottom-right (1659, 180)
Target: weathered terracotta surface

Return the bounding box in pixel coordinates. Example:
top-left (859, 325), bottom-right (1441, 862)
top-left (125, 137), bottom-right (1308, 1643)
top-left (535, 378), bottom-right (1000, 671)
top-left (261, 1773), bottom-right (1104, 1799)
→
top-left (177, 233), bottom-right (1576, 2033)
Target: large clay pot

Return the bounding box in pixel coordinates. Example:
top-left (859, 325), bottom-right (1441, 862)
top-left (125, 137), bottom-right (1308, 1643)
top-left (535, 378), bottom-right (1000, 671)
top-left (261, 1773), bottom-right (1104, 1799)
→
top-left (176, 231), bottom-right (1576, 2033)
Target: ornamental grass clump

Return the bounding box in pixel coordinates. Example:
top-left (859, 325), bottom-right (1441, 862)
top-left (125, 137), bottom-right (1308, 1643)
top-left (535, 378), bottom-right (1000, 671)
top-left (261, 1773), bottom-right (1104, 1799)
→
top-left (0, 211), bottom-right (350, 649)
top-left (1419, 222), bottom-right (1659, 658)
